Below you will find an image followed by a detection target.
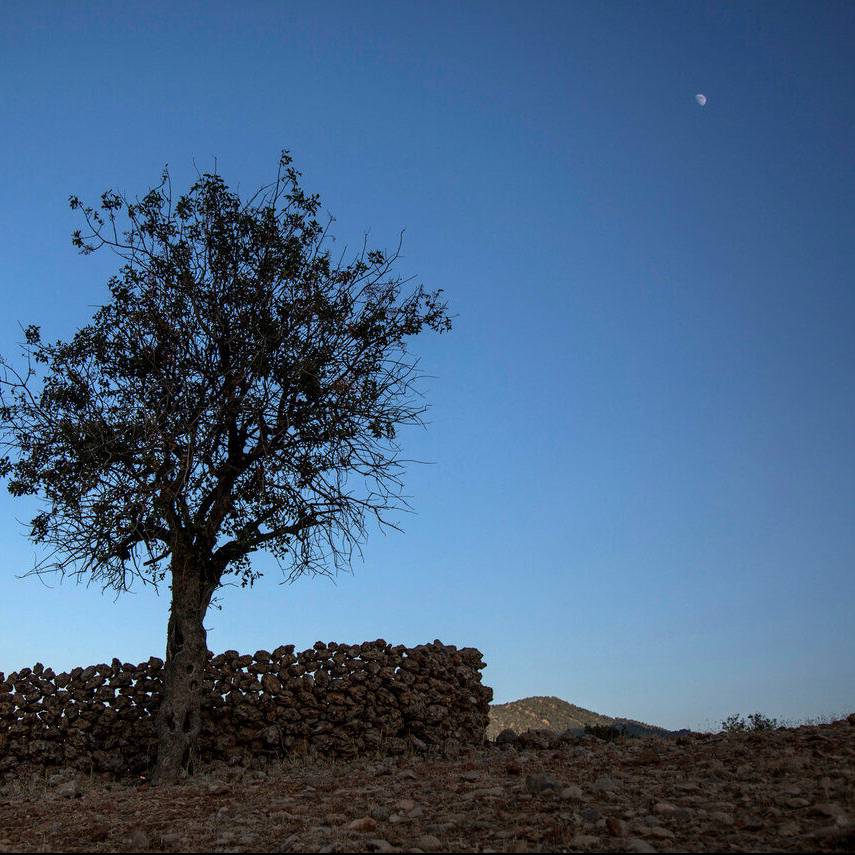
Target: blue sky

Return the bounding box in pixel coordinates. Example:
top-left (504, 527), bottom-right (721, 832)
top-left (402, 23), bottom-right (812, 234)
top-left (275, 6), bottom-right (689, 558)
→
top-left (1, 1), bottom-right (853, 731)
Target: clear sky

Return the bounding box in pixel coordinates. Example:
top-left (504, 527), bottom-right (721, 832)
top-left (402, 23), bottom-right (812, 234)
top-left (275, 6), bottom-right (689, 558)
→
top-left (1, 1), bottom-right (853, 732)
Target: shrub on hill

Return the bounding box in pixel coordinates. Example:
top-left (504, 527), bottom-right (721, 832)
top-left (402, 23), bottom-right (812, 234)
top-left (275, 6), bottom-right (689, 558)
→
top-left (721, 712), bottom-right (779, 733)
top-left (583, 723), bottom-right (636, 742)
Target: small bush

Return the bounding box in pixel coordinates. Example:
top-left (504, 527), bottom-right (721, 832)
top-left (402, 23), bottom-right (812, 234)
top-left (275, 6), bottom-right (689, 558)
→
top-left (584, 723), bottom-right (628, 742)
top-left (721, 713), bottom-right (747, 732)
top-left (721, 712), bottom-right (779, 733)
top-left (747, 712), bottom-right (778, 730)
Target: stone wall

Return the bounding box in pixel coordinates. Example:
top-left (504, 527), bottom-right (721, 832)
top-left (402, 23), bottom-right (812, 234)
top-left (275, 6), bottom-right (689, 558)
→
top-left (0, 639), bottom-right (491, 778)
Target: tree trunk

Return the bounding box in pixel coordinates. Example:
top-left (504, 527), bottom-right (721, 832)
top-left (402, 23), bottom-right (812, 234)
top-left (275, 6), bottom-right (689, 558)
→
top-left (152, 553), bottom-right (212, 784)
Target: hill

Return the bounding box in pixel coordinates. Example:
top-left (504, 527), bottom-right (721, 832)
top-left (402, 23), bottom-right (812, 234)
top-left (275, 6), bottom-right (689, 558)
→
top-left (487, 695), bottom-right (688, 739)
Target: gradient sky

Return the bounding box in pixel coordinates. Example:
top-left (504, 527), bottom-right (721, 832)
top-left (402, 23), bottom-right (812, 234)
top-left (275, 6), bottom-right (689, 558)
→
top-left (1, 1), bottom-right (853, 732)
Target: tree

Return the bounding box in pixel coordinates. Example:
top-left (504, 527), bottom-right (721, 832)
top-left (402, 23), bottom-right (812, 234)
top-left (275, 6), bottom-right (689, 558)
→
top-left (0, 151), bottom-right (451, 783)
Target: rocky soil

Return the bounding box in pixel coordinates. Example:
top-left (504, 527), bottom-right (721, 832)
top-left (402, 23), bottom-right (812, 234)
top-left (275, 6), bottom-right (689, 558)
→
top-left (0, 715), bottom-right (853, 853)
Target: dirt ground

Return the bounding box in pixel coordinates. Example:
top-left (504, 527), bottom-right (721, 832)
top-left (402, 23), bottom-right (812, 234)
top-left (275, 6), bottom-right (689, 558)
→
top-left (0, 715), bottom-right (853, 853)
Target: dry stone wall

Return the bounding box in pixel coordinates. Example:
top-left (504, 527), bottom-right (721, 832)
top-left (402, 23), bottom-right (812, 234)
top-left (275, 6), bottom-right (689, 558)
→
top-left (0, 639), bottom-right (491, 778)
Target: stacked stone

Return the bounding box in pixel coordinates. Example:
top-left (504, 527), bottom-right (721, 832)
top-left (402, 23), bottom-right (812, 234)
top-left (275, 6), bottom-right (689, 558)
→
top-left (0, 640), bottom-right (490, 778)
top-left (0, 658), bottom-right (163, 775)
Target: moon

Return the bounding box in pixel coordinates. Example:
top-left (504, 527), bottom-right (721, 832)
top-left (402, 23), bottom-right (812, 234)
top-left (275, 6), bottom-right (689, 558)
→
top-left (695, 93), bottom-right (707, 107)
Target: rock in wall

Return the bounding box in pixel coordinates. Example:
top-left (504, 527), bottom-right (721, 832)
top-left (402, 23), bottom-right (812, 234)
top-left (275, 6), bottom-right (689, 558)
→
top-left (0, 639), bottom-right (491, 778)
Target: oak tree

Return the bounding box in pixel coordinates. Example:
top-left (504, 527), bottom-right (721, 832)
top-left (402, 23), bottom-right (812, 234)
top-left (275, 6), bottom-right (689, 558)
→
top-left (0, 152), bottom-right (451, 783)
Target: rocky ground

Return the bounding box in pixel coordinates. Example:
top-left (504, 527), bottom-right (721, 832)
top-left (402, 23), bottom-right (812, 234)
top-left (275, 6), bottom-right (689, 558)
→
top-left (0, 715), bottom-right (853, 853)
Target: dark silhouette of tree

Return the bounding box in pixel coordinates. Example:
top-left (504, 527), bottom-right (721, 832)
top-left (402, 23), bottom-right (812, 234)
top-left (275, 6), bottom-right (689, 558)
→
top-left (0, 151), bottom-right (451, 783)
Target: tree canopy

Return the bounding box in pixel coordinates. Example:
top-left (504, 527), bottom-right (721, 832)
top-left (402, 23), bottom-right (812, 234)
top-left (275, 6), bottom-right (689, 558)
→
top-left (0, 152), bottom-right (451, 604)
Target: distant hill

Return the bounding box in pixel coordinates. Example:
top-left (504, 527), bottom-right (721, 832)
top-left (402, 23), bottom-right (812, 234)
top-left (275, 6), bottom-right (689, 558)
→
top-left (488, 695), bottom-right (689, 740)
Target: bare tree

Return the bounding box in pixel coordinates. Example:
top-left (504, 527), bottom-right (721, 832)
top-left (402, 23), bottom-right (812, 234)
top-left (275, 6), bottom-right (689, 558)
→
top-left (0, 151), bottom-right (451, 783)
